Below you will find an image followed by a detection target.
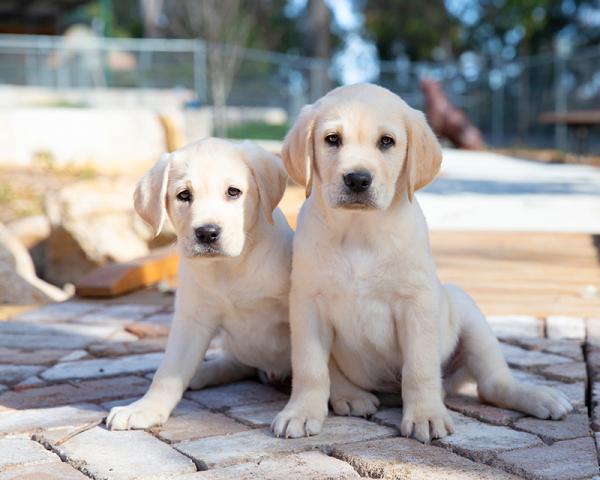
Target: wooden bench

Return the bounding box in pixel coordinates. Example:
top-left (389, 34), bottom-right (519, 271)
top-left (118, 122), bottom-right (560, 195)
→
top-left (539, 110), bottom-right (600, 157)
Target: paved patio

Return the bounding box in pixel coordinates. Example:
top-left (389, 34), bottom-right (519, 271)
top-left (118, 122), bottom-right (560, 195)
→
top-left (0, 301), bottom-right (598, 479)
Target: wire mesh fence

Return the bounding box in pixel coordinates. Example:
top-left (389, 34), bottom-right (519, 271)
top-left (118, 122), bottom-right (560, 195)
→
top-left (0, 34), bottom-right (598, 151)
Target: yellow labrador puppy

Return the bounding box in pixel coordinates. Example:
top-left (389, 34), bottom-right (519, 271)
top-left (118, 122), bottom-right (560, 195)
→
top-left (272, 84), bottom-right (573, 443)
top-left (107, 138), bottom-right (293, 430)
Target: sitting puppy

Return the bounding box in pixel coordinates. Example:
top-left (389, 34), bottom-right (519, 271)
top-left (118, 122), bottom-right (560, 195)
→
top-left (107, 138), bottom-right (293, 430)
top-left (272, 84), bottom-right (573, 443)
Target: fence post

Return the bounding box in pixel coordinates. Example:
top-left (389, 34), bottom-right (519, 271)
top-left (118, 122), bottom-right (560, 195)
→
top-left (491, 58), bottom-right (505, 147)
top-left (554, 49), bottom-right (568, 152)
top-left (193, 40), bottom-right (207, 104)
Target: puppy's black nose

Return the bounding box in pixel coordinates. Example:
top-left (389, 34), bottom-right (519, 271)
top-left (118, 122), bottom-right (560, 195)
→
top-left (343, 171), bottom-right (372, 193)
top-left (195, 224), bottom-right (221, 244)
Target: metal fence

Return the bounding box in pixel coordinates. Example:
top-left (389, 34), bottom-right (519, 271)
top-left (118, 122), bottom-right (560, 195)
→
top-left (0, 34), bottom-right (599, 151)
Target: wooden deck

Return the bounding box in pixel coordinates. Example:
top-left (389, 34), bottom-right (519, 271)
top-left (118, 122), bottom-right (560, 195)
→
top-left (431, 230), bottom-right (600, 318)
top-left (75, 183), bottom-right (600, 319)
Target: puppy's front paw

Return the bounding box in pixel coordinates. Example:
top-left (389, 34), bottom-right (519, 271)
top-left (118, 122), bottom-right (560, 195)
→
top-left (106, 400), bottom-right (168, 431)
top-left (271, 402), bottom-right (327, 439)
top-left (330, 389), bottom-right (379, 417)
top-left (517, 384), bottom-right (573, 420)
top-left (400, 402), bottom-right (454, 443)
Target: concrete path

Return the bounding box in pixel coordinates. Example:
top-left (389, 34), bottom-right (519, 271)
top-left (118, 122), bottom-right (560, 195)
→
top-left (0, 301), bottom-right (599, 479)
top-left (420, 149), bottom-right (600, 232)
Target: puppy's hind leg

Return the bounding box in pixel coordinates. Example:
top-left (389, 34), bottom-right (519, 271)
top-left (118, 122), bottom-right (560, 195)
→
top-left (189, 350), bottom-right (256, 390)
top-left (329, 357), bottom-right (379, 417)
top-left (447, 284), bottom-right (573, 420)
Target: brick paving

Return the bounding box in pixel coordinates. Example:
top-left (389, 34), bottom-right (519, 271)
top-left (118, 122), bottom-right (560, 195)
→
top-left (0, 301), bottom-right (598, 479)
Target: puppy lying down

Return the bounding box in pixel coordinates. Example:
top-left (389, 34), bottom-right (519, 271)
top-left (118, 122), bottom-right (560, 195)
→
top-left (272, 84), bottom-right (573, 443)
top-left (107, 138), bottom-right (293, 430)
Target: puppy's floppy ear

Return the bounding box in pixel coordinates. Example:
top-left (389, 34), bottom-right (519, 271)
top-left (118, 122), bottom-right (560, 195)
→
top-left (134, 153), bottom-right (171, 237)
top-left (282, 104), bottom-right (316, 197)
top-left (240, 141), bottom-right (288, 225)
top-left (403, 107), bottom-right (442, 201)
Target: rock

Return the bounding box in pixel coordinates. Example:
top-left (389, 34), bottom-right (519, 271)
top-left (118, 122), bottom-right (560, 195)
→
top-left (175, 417), bottom-right (396, 469)
top-left (189, 451), bottom-right (361, 480)
top-left (5, 215), bottom-right (50, 249)
top-left (44, 178), bottom-right (152, 285)
top-left (0, 438), bottom-right (58, 470)
top-left (587, 318), bottom-right (600, 348)
top-left (0, 376), bottom-right (150, 411)
top-left (0, 223), bottom-right (67, 304)
top-left (494, 437), bottom-right (598, 480)
top-left (40, 426), bottom-right (196, 480)
top-left (546, 316), bottom-right (586, 340)
top-left (0, 403), bottom-right (105, 437)
top-left (0, 462), bottom-right (89, 479)
top-left (513, 413), bottom-right (590, 443)
top-left (332, 437), bottom-right (520, 480)
top-left (184, 380), bottom-right (288, 410)
top-left (86, 337), bottom-right (166, 357)
top-left (40, 352), bottom-right (162, 381)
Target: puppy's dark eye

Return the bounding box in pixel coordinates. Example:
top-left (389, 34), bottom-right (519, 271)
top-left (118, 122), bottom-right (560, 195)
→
top-left (176, 190), bottom-right (192, 202)
top-left (325, 133), bottom-right (341, 147)
top-left (379, 135), bottom-right (395, 150)
top-left (227, 186), bottom-right (242, 199)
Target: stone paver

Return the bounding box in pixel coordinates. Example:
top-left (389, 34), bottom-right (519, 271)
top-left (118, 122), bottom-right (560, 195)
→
top-left (539, 361), bottom-right (587, 382)
top-left (494, 437), bottom-right (599, 480)
top-left (11, 302), bottom-right (98, 323)
top-left (0, 462), bottom-right (89, 479)
top-left (445, 394), bottom-right (525, 426)
top-left (187, 451), bottom-right (360, 479)
top-left (0, 347), bottom-right (73, 365)
top-left (0, 322), bottom-right (126, 349)
top-left (509, 338), bottom-right (584, 361)
top-left (510, 369), bottom-right (586, 410)
top-left (546, 316), bottom-right (586, 340)
top-left (104, 397), bottom-right (250, 443)
top-left (0, 365), bottom-right (44, 385)
top-left (41, 426), bottom-right (196, 480)
top-left (373, 409), bottom-right (541, 462)
top-left (487, 315), bottom-right (543, 339)
top-left (86, 337), bottom-right (166, 357)
top-left (184, 380), bottom-right (288, 410)
top-left (0, 403), bottom-right (105, 437)
top-left (74, 304), bottom-right (162, 326)
top-left (513, 413), bottom-right (590, 443)
top-left (331, 437), bottom-right (521, 480)
top-left (0, 438), bottom-right (58, 470)
top-left (500, 343), bottom-right (572, 369)
top-left (175, 417), bottom-right (396, 469)
top-left (0, 301), bottom-right (596, 479)
top-left (40, 352), bottom-right (163, 381)
top-left (227, 400), bottom-right (288, 427)
top-left (0, 375), bottom-right (150, 410)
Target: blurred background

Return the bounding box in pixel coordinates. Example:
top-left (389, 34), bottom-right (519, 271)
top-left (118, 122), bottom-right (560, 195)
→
top-left (0, 0), bottom-right (599, 313)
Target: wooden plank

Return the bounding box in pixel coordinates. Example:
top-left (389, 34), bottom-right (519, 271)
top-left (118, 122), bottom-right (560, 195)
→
top-left (75, 247), bottom-right (178, 298)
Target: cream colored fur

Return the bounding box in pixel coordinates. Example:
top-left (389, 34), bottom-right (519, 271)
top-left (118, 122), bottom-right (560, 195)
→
top-left (272, 83), bottom-right (572, 443)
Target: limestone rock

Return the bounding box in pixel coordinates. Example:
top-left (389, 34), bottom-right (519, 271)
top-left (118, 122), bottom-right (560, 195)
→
top-left (0, 223), bottom-right (67, 304)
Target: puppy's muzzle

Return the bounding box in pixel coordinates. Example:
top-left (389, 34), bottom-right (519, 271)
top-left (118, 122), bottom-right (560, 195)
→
top-left (343, 171), bottom-right (372, 194)
top-left (194, 224), bottom-right (221, 245)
